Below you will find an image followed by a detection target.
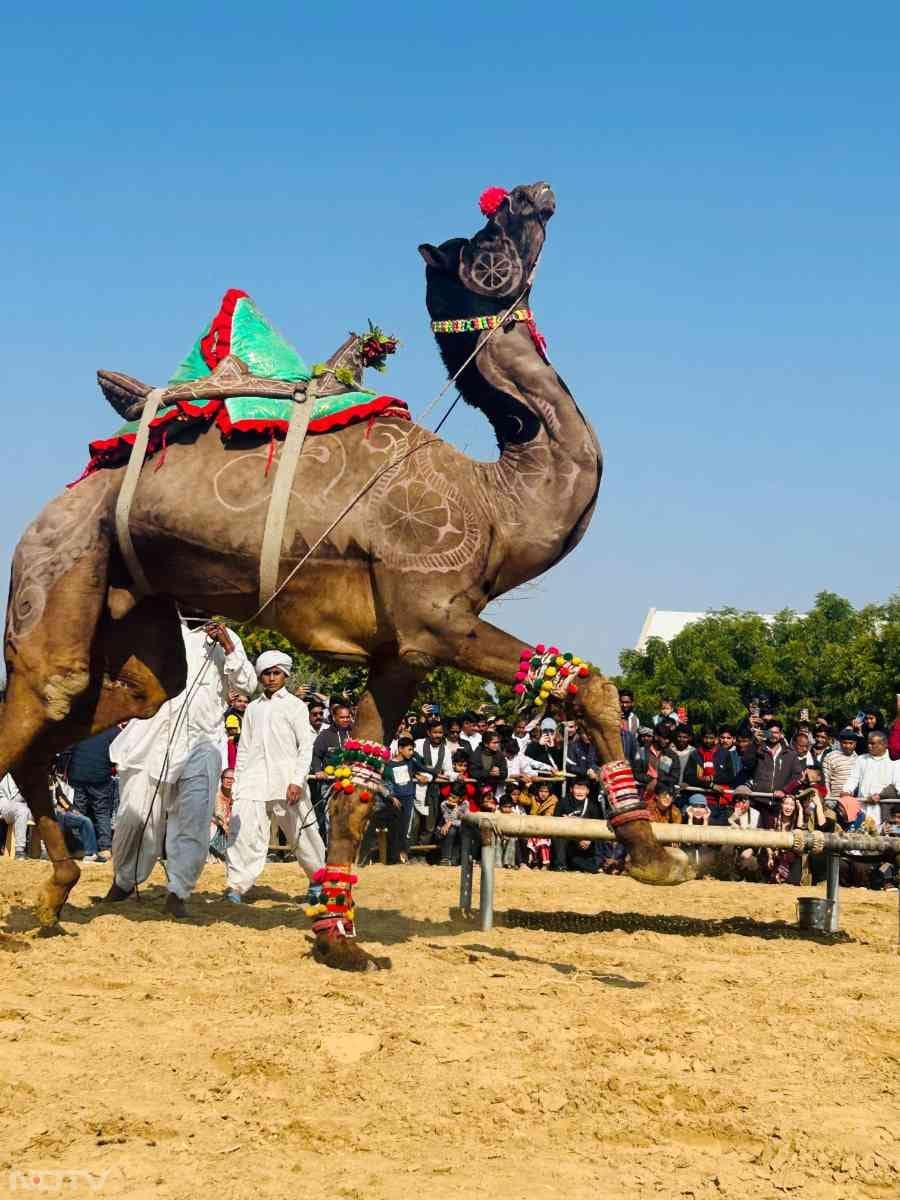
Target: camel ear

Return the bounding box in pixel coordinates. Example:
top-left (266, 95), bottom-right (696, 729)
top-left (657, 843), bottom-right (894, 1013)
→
top-left (418, 243), bottom-right (450, 272)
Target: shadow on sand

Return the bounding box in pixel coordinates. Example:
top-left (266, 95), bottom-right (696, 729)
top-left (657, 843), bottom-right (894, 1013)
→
top-left (498, 907), bottom-right (853, 945)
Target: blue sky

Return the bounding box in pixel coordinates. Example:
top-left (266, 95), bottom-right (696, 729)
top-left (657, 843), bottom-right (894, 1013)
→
top-left (2, 3), bottom-right (898, 673)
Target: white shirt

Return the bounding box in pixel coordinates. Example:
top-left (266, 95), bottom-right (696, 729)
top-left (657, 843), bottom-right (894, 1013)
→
top-left (413, 737), bottom-right (457, 814)
top-left (233, 686), bottom-right (315, 807)
top-left (110, 624), bottom-right (256, 782)
top-left (730, 807), bottom-right (761, 830)
top-left (841, 753), bottom-right (900, 824)
top-left (0, 774), bottom-right (24, 806)
top-left (504, 751), bottom-right (554, 779)
top-left (842, 753), bottom-right (900, 797)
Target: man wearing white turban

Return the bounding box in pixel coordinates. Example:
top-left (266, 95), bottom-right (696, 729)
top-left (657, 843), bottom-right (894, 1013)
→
top-left (224, 649), bottom-right (325, 901)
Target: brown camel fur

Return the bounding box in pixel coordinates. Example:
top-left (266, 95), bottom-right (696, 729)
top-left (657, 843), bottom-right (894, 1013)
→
top-left (1, 181), bottom-right (688, 969)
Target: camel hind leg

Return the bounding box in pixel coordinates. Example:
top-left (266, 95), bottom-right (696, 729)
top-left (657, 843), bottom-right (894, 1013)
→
top-left (3, 477), bottom-right (187, 925)
top-left (2, 592), bottom-right (186, 927)
top-left (2, 480), bottom-right (116, 923)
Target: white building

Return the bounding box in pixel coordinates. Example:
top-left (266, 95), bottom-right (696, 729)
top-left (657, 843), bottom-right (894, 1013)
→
top-left (635, 608), bottom-right (787, 651)
top-left (635, 610), bottom-right (706, 651)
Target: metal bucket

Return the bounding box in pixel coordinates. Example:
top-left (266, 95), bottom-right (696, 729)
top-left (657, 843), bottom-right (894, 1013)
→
top-left (796, 897), bottom-right (834, 931)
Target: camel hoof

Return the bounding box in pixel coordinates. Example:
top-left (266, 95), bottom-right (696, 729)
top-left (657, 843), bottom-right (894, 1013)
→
top-left (619, 821), bottom-right (695, 886)
top-left (627, 847), bottom-right (695, 886)
top-left (34, 863), bottom-right (81, 927)
top-left (312, 935), bottom-right (390, 972)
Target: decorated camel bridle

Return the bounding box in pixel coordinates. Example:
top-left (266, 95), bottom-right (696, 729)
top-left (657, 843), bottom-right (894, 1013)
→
top-left (429, 187), bottom-right (549, 359)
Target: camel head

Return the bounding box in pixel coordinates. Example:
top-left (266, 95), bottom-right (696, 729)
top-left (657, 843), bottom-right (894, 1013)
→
top-left (419, 182), bottom-right (555, 318)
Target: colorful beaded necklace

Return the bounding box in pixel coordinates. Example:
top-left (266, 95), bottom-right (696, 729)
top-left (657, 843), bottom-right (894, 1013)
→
top-left (431, 306), bottom-right (548, 360)
top-left (430, 307), bottom-right (534, 334)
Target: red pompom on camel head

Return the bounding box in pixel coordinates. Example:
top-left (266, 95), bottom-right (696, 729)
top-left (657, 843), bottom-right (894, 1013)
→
top-left (479, 186), bottom-right (510, 217)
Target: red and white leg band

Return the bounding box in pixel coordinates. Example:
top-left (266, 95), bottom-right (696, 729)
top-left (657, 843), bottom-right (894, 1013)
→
top-left (600, 761), bottom-right (651, 829)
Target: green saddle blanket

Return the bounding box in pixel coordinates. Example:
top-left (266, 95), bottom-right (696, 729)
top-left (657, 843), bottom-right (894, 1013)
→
top-left (83, 289), bottom-right (408, 475)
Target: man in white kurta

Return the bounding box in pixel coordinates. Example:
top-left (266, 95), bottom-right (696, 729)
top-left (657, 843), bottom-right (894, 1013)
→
top-left (840, 730), bottom-right (900, 827)
top-left (224, 650), bottom-right (325, 901)
top-left (105, 620), bottom-right (256, 915)
top-left (0, 774), bottom-right (30, 858)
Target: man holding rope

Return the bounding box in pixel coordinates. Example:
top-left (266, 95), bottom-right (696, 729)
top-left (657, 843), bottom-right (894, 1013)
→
top-left (103, 619), bottom-right (256, 917)
top-left (224, 650), bottom-right (324, 904)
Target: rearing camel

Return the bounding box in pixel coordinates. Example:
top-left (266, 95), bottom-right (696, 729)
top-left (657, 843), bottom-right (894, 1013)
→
top-left (1, 181), bottom-right (688, 970)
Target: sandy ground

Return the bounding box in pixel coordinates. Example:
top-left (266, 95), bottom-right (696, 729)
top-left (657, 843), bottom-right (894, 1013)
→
top-left (1, 857), bottom-right (898, 1200)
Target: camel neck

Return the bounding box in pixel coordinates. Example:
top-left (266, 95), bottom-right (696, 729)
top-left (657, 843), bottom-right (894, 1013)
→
top-left (434, 321), bottom-right (603, 592)
top-left (432, 321), bottom-right (598, 462)
top-left (475, 322), bottom-right (600, 469)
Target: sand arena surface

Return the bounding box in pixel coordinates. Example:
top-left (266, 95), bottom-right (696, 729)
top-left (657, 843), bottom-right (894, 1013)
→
top-left (1, 859), bottom-right (898, 1200)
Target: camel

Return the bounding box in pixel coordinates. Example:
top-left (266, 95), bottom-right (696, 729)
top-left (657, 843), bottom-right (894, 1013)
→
top-left (1, 180), bottom-right (688, 970)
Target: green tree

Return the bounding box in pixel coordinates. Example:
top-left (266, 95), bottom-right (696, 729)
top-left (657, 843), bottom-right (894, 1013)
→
top-left (616, 591), bottom-right (900, 729)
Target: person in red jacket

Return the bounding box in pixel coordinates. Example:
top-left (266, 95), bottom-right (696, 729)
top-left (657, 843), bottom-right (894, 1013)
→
top-left (888, 690), bottom-right (900, 760)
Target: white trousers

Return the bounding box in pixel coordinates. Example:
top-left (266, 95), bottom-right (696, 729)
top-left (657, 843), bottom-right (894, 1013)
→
top-left (112, 746), bottom-right (220, 899)
top-left (225, 791), bottom-right (325, 895)
top-left (0, 797), bottom-right (30, 854)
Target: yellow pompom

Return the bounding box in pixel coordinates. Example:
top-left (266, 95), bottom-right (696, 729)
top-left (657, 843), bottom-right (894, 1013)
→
top-left (572, 656), bottom-right (582, 666)
top-left (545, 666), bottom-right (557, 678)
top-left (324, 765), bottom-right (335, 776)
top-left (555, 656), bottom-right (565, 666)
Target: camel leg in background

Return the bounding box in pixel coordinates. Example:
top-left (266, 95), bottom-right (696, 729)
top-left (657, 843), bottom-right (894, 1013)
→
top-left (312, 653), bottom-right (426, 972)
top-left (1, 559), bottom-right (186, 927)
top-left (444, 616), bottom-right (692, 886)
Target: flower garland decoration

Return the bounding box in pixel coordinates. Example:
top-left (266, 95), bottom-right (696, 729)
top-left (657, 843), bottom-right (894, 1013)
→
top-left (322, 738), bottom-right (391, 802)
top-left (358, 320), bottom-right (399, 373)
top-left (305, 738), bottom-right (392, 938)
top-left (311, 321), bottom-right (399, 387)
top-left (305, 863), bottom-right (359, 938)
top-left (513, 643), bottom-right (592, 710)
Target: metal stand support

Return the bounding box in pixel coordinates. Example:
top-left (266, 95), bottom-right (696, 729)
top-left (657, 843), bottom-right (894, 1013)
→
top-left (479, 828), bottom-right (495, 932)
top-left (825, 851), bottom-right (841, 933)
top-left (459, 824), bottom-right (474, 914)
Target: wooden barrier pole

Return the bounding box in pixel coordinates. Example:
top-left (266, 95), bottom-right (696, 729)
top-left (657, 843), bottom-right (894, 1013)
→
top-left (459, 824), bottom-right (474, 914)
top-left (462, 812), bottom-right (900, 856)
top-left (479, 826), bottom-right (495, 932)
top-left (825, 851), bottom-right (841, 933)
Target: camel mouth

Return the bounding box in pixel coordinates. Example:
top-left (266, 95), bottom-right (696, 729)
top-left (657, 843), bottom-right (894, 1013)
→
top-left (536, 185), bottom-right (556, 221)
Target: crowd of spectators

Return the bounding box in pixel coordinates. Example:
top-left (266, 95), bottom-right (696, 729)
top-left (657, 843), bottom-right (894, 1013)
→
top-left (3, 680), bottom-right (899, 892)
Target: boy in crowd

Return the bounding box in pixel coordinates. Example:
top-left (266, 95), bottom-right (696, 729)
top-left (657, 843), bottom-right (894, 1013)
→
top-left (436, 780), bottom-right (469, 865)
top-left (386, 736), bottom-right (434, 863)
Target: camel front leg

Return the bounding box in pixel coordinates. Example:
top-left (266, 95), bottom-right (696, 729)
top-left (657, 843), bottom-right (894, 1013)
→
top-left (311, 654), bottom-right (426, 972)
top-left (446, 616), bottom-right (692, 886)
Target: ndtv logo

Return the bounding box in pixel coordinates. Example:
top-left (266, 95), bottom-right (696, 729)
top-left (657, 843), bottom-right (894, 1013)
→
top-left (7, 1171), bottom-right (110, 1193)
